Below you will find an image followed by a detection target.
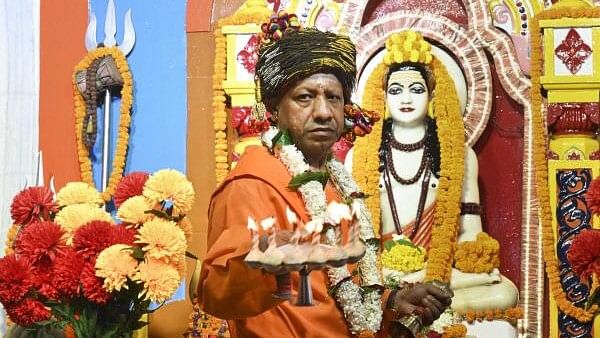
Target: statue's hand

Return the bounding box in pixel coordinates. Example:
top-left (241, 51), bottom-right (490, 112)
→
top-left (390, 283), bottom-right (453, 326)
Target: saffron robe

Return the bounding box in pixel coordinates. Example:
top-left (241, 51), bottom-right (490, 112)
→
top-left (198, 146), bottom-right (354, 337)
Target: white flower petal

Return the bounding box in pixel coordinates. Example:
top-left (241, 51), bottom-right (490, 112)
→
top-left (286, 206), bottom-right (298, 225)
top-left (260, 217), bottom-right (276, 230)
top-left (247, 216), bottom-right (258, 231)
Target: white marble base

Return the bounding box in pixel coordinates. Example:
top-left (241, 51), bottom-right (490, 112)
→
top-left (464, 320), bottom-right (517, 338)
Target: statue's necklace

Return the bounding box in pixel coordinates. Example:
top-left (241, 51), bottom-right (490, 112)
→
top-left (383, 133), bottom-right (431, 238)
top-left (386, 133), bottom-right (427, 185)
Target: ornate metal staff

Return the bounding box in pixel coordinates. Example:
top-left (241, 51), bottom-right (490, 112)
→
top-left (77, 0), bottom-right (135, 193)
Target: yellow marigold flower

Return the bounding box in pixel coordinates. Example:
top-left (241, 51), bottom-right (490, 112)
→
top-left (454, 232), bottom-right (500, 273)
top-left (136, 218), bottom-right (186, 265)
top-left (133, 259), bottom-right (181, 303)
top-left (117, 196), bottom-right (153, 225)
top-left (381, 243), bottom-right (425, 273)
top-left (56, 182), bottom-right (103, 207)
top-left (95, 244), bottom-right (138, 292)
top-left (442, 324), bottom-right (467, 338)
top-left (55, 204), bottom-right (113, 243)
top-left (143, 169), bottom-right (195, 215)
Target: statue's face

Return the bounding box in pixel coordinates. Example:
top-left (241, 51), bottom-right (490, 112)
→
top-left (385, 69), bottom-right (429, 126)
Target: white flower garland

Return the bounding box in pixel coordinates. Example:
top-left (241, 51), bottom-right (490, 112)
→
top-left (262, 127), bottom-right (383, 335)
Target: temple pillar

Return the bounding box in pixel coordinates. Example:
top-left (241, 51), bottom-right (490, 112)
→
top-left (535, 0), bottom-right (600, 336)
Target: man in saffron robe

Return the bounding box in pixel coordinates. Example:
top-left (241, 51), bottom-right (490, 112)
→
top-left (198, 25), bottom-right (452, 338)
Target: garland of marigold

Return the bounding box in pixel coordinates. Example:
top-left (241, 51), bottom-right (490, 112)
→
top-left (461, 306), bottom-right (524, 325)
top-left (453, 232), bottom-right (500, 273)
top-left (73, 47), bottom-right (132, 202)
top-left (353, 33), bottom-right (464, 283)
top-left (212, 5), bottom-right (271, 184)
top-left (530, 6), bottom-right (600, 322)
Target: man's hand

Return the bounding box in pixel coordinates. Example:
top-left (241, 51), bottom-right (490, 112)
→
top-left (390, 283), bottom-right (453, 326)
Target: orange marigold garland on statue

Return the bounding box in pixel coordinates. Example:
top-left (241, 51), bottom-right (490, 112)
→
top-left (461, 306), bottom-right (524, 325)
top-left (530, 6), bottom-right (600, 322)
top-left (73, 47), bottom-right (133, 202)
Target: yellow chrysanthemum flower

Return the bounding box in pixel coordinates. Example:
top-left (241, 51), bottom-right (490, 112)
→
top-left (143, 169), bottom-right (194, 215)
top-left (56, 182), bottom-right (103, 207)
top-left (4, 224), bottom-right (20, 255)
top-left (133, 259), bottom-right (181, 303)
top-left (381, 242), bottom-right (426, 273)
top-left (117, 196), bottom-right (153, 225)
top-left (95, 244), bottom-right (138, 292)
top-left (54, 204), bottom-right (114, 243)
top-left (136, 218), bottom-right (186, 265)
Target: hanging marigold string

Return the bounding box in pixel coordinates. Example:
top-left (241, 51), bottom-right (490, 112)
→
top-left (212, 6), bottom-right (271, 185)
top-left (530, 5), bottom-right (600, 322)
top-left (73, 47), bottom-right (132, 202)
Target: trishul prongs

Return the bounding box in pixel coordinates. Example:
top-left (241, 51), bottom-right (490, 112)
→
top-left (84, 0), bottom-right (135, 56)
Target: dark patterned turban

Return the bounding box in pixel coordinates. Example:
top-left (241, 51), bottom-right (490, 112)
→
top-left (255, 28), bottom-right (357, 109)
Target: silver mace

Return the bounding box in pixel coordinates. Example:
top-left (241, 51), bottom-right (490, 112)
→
top-left (76, 0), bottom-right (135, 193)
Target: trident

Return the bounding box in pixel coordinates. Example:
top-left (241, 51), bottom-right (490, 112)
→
top-left (76, 0), bottom-right (135, 192)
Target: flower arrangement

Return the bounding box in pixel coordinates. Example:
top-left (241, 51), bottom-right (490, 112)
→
top-left (381, 235), bottom-right (426, 288)
top-left (0, 169), bottom-right (194, 337)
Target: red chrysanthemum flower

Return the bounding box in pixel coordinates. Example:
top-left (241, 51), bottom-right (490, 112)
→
top-left (34, 270), bottom-right (59, 301)
top-left (114, 172), bottom-right (149, 208)
top-left (72, 220), bottom-right (122, 262)
top-left (567, 229), bottom-right (600, 281)
top-left (81, 261), bottom-right (111, 304)
top-left (5, 298), bottom-right (51, 326)
top-left (52, 248), bottom-right (84, 298)
top-left (0, 255), bottom-right (33, 304)
top-left (585, 178), bottom-right (600, 216)
top-left (15, 221), bottom-right (67, 268)
top-left (10, 186), bottom-right (58, 225)
top-left (114, 224), bottom-right (137, 246)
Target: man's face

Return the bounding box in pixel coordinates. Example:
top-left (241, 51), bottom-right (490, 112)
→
top-left (276, 73), bottom-right (345, 166)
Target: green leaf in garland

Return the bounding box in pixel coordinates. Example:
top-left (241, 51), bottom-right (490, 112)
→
top-left (383, 239), bottom-right (396, 251)
top-left (272, 129), bottom-right (294, 147)
top-left (288, 171), bottom-right (330, 190)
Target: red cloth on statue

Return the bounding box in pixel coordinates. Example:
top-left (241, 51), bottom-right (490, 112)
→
top-left (198, 146), bottom-right (353, 337)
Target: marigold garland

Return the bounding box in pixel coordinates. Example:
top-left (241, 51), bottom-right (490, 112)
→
top-left (453, 232), bottom-right (500, 273)
top-left (353, 31), bottom-right (465, 284)
top-left (461, 306), bottom-right (524, 325)
top-left (212, 5), bottom-right (271, 184)
top-left (73, 47), bottom-right (132, 202)
top-left (441, 323), bottom-right (467, 338)
top-left (530, 6), bottom-right (600, 322)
